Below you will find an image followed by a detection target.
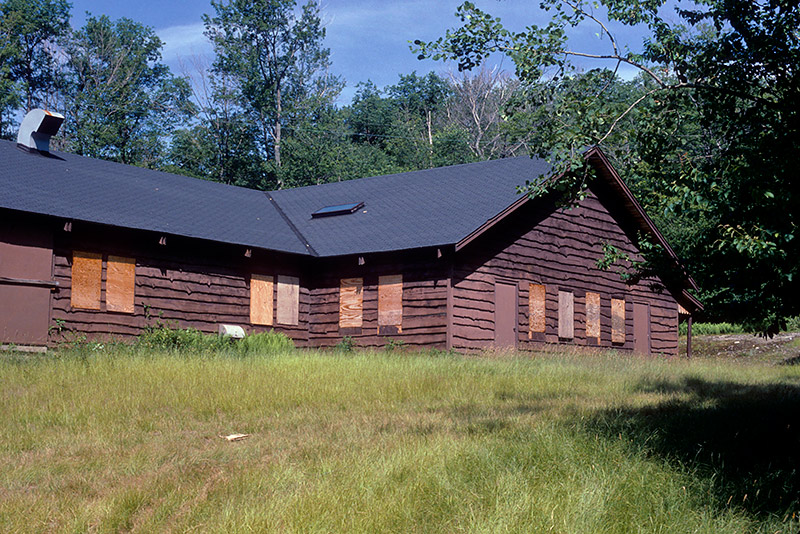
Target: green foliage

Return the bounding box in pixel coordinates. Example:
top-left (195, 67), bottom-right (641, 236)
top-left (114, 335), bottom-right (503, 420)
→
top-left (166, 111), bottom-right (263, 188)
top-left (236, 330), bottom-right (294, 354)
top-left (0, 0), bottom-right (70, 136)
top-left (679, 322), bottom-right (745, 336)
top-left (60, 15), bottom-right (193, 166)
top-left (383, 337), bottom-right (405, 352)
top-left (135, 325), bottom-right (294, 355)
top-left (342, 72), bottom-right (478, 173)
top-left (136, 325), bottom-right (228, 353)
top-left (596, 242), bottom-right (640, 281)
top-left (785, 316), bottom-right (800, 333)
top-left (347, 80), bottom-right (399, 147)
top-left (416, 0), bottom-right (800, 335)
top-left (279, 100), bottom-right (403, 187)
top-left (204, 0), bottom-right (339, 189)
top-left (334, 335), bottom-right (355, 352)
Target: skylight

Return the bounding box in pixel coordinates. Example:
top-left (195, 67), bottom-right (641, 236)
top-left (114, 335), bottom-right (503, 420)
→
top-left (311, 201), bottom-right (365, 218)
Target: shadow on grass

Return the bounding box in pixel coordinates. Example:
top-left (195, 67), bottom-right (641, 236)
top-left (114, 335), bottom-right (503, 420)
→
top-left (585, 376), bottom-right (800, 518)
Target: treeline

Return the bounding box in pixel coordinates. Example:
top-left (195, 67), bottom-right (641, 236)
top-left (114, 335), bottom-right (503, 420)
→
top-left (0, 0), bottom-right (531, 190)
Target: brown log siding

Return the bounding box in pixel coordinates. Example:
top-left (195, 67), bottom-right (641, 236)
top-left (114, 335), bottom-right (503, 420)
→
top-left (307, 252), bottom-right (449, 350)
top-left (29, 174), bottom-right (681, 356)
top-left (450, 185), bottom-right (680, 355)
top-left (49, 223), bottom-right (309, 346)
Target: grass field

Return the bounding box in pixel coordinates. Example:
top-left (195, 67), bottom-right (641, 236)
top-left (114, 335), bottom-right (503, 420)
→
top-left (1, 345), bottom-right (799, 533)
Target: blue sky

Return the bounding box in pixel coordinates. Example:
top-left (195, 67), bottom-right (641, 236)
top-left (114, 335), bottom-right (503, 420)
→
top-left (68, 0), bottom-right (653, 105)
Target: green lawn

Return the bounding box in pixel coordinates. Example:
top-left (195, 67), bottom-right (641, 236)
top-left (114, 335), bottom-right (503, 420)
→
top-left (1, 347), bottom-right (799, 533)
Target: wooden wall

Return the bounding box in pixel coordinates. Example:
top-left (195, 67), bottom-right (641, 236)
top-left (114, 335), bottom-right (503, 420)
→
top-left (450, 182), bottom-right (681, 356)
top-left (12, 180), bottom-right (682, 356)
top-left (49, 221), bottom-right (310, 345)
top-left (307, 250), bottom-right (449, 349)
top-left (0, 211), bottom-right (55, 346)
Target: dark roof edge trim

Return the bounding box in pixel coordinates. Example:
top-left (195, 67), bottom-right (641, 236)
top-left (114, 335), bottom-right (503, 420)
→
top-left (0, 205), bottom-right (312, 258)
top-left (266, 193), bottom-right (318, 257)
top-left (454, 148), bottom-right (699, 300)
top-left (455, 193), bottom-right (529, 252)
top-left (585, 147), bottom-right (699, 292)
top-left (680, 289), bottom-right (704, 313)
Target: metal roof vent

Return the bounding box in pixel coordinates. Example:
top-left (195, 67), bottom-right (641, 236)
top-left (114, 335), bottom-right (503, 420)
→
top-left (17, 108), bottom-right (64, 153)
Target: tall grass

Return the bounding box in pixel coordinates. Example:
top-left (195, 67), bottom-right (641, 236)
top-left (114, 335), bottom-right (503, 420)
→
top-left (1, 349), bottom-right (798, 532)
top-left (680, 322), bottom-right (745, 335)
top-left (679, 316), bottom-right (800, 336)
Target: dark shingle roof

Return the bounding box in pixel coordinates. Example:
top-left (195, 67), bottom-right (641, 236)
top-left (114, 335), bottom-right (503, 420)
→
top-left (270, 157), bottom-right (550, 257)
top-left (0, 140), bottom-right (308, 255)
top-left (0, 140), bottom-right (551, 257)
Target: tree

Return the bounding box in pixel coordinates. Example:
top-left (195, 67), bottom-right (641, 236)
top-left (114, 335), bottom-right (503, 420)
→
top-left (384, 71), bottom-right (475, 170)
top-left (446, 67), bottom-right (530, 159)
top-left (388, 71), bottom-right (451, 149)
top-left (281, 101), bottom-right (401, 187)
top-left (346, 81), bottom-right (398, 147)
top-left (416, 0), bottom-right (800, 334)
top-left (167, 58), bottom-right (263, 188)
top-left (204, 0), bottom-right (338, 189)
top-left (0, 0), bottom-right (70, 136)
top-left (62, 15), bottom-right (193, 166)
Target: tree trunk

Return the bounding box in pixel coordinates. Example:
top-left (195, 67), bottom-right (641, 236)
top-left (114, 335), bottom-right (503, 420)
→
top-left (427, 109), bottom-right (434, 168)
top-left (274, 81), bottom-right (283, 189)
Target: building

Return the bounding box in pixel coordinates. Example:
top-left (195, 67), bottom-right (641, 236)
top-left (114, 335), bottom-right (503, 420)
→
top-left (0, 111), bottom-right (700, 354)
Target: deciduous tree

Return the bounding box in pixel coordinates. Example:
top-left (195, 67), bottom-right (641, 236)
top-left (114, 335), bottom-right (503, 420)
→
top-left (0, 0), bottom-right (70, 136)
top-left (204, 0), bottom-right (337, 189)
top-left (416, 0), bottom-right (800, 333)
top-left (62, 15), bottom-right (193, 166)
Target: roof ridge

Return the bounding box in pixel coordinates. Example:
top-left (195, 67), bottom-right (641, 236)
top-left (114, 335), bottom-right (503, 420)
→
top-left (266, 192), bottom-right (318, 256)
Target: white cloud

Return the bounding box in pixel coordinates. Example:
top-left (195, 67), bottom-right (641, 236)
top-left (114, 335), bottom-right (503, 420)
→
top-left (157, 23), bottom-right (212, 67)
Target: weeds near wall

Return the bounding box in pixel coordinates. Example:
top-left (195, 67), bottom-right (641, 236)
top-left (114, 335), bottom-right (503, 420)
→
top-left (335, 336), bottom-right (355, 352)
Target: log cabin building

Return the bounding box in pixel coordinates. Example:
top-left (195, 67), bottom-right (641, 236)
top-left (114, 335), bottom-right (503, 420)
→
top-left (0, 110), bottom-right (701, 355)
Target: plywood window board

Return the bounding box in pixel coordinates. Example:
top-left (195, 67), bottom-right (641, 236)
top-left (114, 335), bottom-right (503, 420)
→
top-left (611, 298), bottom-right (626, 343)
top-left (339, 277), bottom-right (363, 329)
top-left (558, 290), bottom-right (574, 339)
top-left (71, 251), bottom-right (102, 310)
top-left (528, 283), bottom-right (546, 336)
top-left (378, 274), bottom-right (402, 331)
top-left (585, 292), bottom-right (601, 340)
top-left (250, 274), bottom-right (274, 326)
top-left (276, 275), bottom-right (299, 325)
top-left (106, 255), bottom-right (135, 313)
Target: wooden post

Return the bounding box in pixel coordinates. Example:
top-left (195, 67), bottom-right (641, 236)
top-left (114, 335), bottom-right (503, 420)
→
top-left (686, 315), bottom-right (692, 359)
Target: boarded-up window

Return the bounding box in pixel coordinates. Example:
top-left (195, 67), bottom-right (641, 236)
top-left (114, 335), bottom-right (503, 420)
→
top-left (558, 290), bottom-right (574, 339)
top-left (611, 298), bottom-right (626, 343)
top-left (585, 292), bottom-right (601, 340)
top-left (276, 275), bottom-right (299, 325)
top-left (528, 283), bottom-right (546, 336)
top-left (378, 275), bottom-right (402, 332)
top-left (71, 251), bottom-right (102, 310)
top-left (106, 256), bottom-right (135, 313)
top-left (250, 274), bottom-right (274, 325)
top-left (339, 277), bottom-right (363, 329)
